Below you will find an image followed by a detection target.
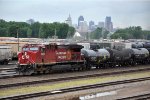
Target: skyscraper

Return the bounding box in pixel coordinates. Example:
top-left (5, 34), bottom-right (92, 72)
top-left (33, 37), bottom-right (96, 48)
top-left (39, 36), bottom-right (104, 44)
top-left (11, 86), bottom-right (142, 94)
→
top-left (105, 16), bottom-right (113, 32)
top-left (78, 21), bottom-right (88, 33)
top-left (78, 16), bottom-right (84, 26)
top-left (65, 14), bottom-right (72, 26)
top-left (98, 22), bottom-right (104, 28)
top-left (89, 21), bottom-right (95, 30)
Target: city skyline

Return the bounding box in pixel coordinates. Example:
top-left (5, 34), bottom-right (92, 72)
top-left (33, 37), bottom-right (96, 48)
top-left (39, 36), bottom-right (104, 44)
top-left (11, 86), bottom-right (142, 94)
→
top-left (0, 0), bottom-right (150, 30)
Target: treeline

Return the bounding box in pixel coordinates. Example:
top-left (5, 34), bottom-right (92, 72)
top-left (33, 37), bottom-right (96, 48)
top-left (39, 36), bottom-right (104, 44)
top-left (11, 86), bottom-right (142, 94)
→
top-left (0, 19), bottom-right (75, 38)
top-left (90, 28), bottom-right (109, 39)
top-left (111, 26), bottom-right (150, 40)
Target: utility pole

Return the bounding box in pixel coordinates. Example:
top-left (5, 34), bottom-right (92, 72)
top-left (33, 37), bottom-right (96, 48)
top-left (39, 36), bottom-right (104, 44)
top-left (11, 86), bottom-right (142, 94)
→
top-left (54, 28), bottom-right (57, 42)
top-left (17, 27), bottom-right (19, 52)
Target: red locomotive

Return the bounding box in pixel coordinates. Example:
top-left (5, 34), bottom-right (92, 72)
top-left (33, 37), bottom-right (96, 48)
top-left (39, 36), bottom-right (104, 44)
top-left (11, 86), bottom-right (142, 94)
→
top-left (17, 43), bottom-right (84, 75)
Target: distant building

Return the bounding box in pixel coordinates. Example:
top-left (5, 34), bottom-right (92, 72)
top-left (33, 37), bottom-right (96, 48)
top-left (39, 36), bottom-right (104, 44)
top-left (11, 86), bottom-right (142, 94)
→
top-left (98, 22), bottom-right (104, 28)
top-left (78, 16), bottom-right (84, 26)
top-left (89, 21), bottom-right (95, 30)
top-left (77, 21), bottom-right (88, 39)
top-left (65, 14), bottom-right (72, 26)
top-left (26, 19), bottom-right (35, 25)
top-left (78, 21), bottom-right (88, 33)
top-left (105, 16), bottom-right (113, 32)
top-left (110, 22), bottom-right (113, 32)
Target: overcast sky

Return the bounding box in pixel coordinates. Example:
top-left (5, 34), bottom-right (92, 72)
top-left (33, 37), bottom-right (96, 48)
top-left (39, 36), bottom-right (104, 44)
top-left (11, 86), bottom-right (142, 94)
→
top-left (0, 0), bottom-right (150, 30)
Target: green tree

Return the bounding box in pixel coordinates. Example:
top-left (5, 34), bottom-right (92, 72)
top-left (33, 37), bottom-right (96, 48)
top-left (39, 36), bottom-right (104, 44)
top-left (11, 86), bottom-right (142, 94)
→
top-left (103, 30), bottom-right (109, 39)
top-left (111, 26), bottom-right (145, 39)
top-left (90, 28), bottom-right (102, 39)
top-left (67, 26), bottom-right (75, 38)
top-left (31, 22), bottom-right (40, 37)
top-left (27, 28), bottom-right (32, 38)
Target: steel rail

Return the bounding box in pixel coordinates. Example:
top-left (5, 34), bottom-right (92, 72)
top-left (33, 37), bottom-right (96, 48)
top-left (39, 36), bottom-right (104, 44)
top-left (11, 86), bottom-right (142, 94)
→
top-left (117, 93), bottom-right (150, 100)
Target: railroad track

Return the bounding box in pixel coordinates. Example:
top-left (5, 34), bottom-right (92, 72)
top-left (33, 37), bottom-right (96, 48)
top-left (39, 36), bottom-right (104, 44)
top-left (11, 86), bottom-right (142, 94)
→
top-left (117, 93), bottom-right (150, 100)
top-left (1, 77), bottom-right (150, 100)
top-left (0, 64), bottom-right (150, 79)
top-left (0, 67), bottom-right (150, 89)
top-left (0, 68), bottom-right (16, 72)
top-left (0, 68), bottom-right (18, 79)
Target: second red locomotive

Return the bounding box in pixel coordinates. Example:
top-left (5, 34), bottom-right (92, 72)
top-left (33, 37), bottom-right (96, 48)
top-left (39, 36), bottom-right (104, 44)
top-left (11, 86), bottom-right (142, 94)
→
top-left (17, 43), bottom-right (84, 75)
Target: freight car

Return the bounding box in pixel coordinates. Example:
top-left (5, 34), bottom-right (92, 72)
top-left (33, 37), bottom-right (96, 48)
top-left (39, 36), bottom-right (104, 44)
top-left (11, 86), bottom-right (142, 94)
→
top-left (0, 45), bottom-right (12, 65)
top-left (16, 43), bottom-right (85, 75)
top-left (0, 41), bottom-right (28, 59)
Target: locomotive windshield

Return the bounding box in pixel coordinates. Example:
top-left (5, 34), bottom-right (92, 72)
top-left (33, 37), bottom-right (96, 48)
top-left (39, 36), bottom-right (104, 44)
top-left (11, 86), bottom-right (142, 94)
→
top-left (23, 48), bottom-right (29, 51)
top-left (30, 47), bottom-right (39, 51)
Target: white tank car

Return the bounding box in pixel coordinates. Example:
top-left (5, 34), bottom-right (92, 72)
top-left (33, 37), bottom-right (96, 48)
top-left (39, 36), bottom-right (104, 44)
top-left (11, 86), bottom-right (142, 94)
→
top-left (97, 49), bottom-right (110, 62)
top-left (139, 48), bottom-right (149, 57)
top-left (0, 45), bottom-right (12, 64)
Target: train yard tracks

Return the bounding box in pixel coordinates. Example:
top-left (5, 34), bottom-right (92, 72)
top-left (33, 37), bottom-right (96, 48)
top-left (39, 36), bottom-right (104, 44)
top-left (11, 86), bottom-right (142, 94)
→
top-left (0, 61), bottom-right (18, 78)
top-left (0, 68), bottom-right (17, 79)
top-left (1, 77), bottom-right (150, 100)
top-left (118, 93), bottom-right (150, 100)
top-left (0, 67), bottom-right (150, 89)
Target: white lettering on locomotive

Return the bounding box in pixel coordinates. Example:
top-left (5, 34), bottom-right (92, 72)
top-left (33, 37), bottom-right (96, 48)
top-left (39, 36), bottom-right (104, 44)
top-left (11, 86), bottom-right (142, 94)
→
top-left (22, 52), bottom-right (29, 59)
top-left (58, 56), bottom-right (66, 59)
top-left (55, 51), bottom-right (67, 60)
top-left (56, 51), bottom-right (66, 55)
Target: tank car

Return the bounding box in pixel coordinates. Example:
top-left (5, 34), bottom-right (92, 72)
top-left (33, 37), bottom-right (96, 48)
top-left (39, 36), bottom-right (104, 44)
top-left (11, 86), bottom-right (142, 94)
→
top-left (105, 49), bottom-right (123, 67)
top-left (143, 42), bottom-right (150, 48)
top-left (96, 49), bottom-right (110, 68)
top-left (131, 48), bottom-right (149, 64)
top-left (16, 43), bottom-right (84, 75)
top-left (0, 45), bottom-right (12, 64)
top-left (121, 49), bottom-right (134, 66)
top-left (81, 49), bottom-right (97, 69)
top-left (132, 42), bottom-right (143, 48)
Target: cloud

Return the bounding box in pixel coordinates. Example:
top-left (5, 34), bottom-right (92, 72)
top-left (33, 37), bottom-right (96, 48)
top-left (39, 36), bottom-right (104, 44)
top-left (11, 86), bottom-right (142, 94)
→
top-left (0, 0), bottom-right (150, 30)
